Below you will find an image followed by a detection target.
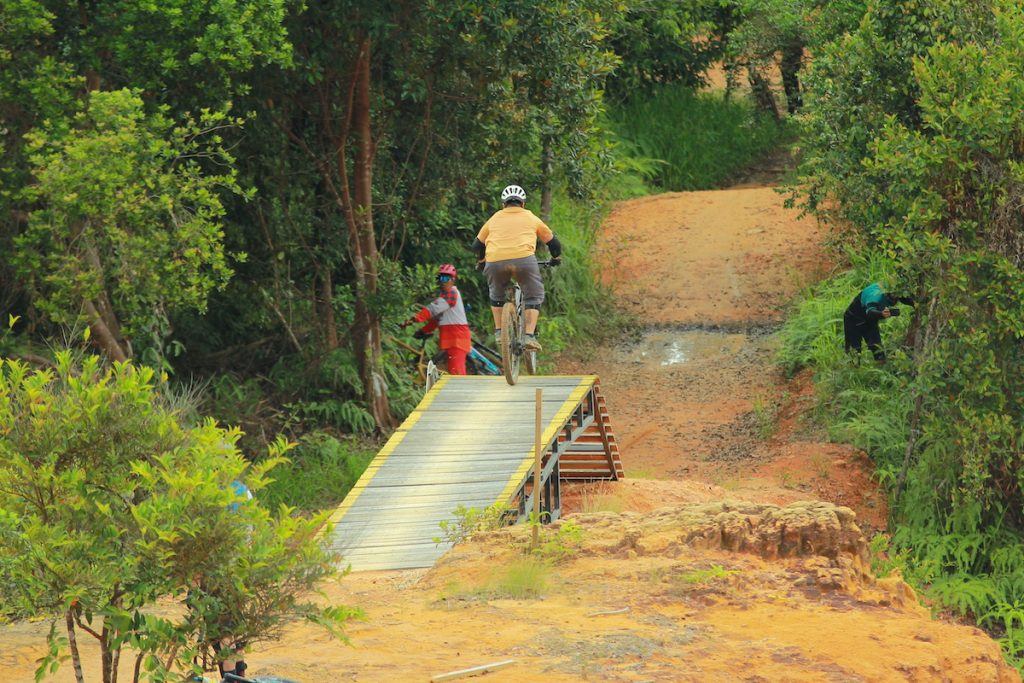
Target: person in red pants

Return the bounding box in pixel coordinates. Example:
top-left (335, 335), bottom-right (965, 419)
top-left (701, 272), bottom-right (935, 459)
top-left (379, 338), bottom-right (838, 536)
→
top-left (401, 264), bottom-right (471, 374)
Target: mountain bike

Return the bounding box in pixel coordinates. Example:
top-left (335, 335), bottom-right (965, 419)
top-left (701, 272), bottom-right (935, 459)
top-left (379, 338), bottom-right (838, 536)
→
top-left (432, 338), bottom-right (502, 377)
top-left (222, 674), bottom-right (296, 683)
top-left (499, 260), bottom-right (557, 386)
top-left (194, 669), bottom-right (296, 682)
top-left (387, 333), bottom-right (503, 391)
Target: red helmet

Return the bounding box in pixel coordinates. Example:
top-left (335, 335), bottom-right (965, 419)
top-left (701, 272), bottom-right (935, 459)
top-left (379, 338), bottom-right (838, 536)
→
top-left (437, 264), bottom-right (457, 278)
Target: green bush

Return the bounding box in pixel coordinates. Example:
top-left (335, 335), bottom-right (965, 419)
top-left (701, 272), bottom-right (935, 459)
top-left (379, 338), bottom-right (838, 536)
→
top-left (779, 265), bottom-right (1024, 670)
top-left (538, 193), bottom-right (622, 358)
top-left (0, 353), bottom-right (356, 682)
top-left (791, 0), bottom-right (1024, 669)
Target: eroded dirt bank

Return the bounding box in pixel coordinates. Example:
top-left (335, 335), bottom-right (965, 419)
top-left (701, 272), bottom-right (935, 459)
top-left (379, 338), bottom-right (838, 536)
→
top-left (1, 185), bottom-right (1018, 682)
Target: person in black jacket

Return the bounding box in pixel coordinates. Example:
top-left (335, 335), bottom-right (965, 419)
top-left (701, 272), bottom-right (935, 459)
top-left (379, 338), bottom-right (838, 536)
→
top-left (844, 283), bottom-right (913, 362)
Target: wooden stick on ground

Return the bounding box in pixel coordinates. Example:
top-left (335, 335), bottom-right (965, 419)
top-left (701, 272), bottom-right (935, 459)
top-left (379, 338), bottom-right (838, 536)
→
top-left (430, 659), bottom-right (516, 681)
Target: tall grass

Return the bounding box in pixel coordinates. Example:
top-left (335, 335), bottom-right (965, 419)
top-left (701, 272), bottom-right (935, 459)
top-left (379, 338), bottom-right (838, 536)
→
top-left (776, 262), bottom-right (916, 477)
top-left (258, 431), bottom-right (375, 514)
top-left (441, 556), bottom-right (550, 601)
top-left (608, 85), bottom-right (788, 191)
top-left (536, 193), bottom-right (624, 357)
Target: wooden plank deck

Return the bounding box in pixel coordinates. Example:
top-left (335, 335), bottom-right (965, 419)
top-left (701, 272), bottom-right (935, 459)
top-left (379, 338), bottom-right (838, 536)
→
top-left (324, 375), bottom-right (621, 572)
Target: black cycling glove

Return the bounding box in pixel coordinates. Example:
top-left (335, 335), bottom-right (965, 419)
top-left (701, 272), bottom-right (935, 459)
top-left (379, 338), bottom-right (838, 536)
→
top-left (471, 238), bottom-right (486, 260)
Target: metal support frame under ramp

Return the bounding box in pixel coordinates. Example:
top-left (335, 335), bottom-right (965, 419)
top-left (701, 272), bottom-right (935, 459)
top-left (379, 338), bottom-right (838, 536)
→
top-left (324, 375), bottom-right (623, 572)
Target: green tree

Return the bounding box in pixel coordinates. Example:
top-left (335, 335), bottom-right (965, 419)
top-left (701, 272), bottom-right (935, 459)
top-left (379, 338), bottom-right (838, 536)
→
top-left (0, 0), bottom-right (293, 360)
top-left (0, 0), bottom-right (292, 220)
top-left (793, 0), bottom-right (1024, 660)
top-left (720, 0), bottom-right (866, 116)
top-left (604, 0), bottom-right (719, 100)
top-left (794, 0), bottom-right (992, 229)
top-left (487, 1), bottom-right (620, 217)
top-left (221, 0), bottom-right (622, 430)
top-left (15, 90), bottom-right (240, 366)
top-left (0, 352), bottom-right (356, 683)
top-left (853, 4), bottom-right (1024, 511)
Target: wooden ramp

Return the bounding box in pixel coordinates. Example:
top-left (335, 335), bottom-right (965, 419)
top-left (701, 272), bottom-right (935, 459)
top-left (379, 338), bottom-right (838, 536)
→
top-left (324, 375), bottom-right (622, 571)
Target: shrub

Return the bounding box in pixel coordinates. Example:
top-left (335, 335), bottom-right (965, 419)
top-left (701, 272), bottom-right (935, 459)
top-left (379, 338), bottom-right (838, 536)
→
top-left (0, 353), bottom-right (359, 682)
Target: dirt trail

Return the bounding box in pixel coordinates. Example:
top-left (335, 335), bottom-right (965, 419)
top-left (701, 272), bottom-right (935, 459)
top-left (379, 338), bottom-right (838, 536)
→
top-left (558, 184), bottom-right (886, 531)
top-left (1, 182), bottom-right (1019, 682)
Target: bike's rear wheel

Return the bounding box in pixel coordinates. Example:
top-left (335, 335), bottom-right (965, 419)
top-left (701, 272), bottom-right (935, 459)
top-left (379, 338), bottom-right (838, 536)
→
top-left (500, 302), bottom-right (520, 385)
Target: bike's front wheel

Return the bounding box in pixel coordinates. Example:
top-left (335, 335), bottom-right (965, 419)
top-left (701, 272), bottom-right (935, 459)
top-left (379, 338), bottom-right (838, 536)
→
top-left (424, 360), bottom-right (441, 392)
top-left (524, 348), bottom-right (537, 375)
top-left (500, 302), bottom-right (520, 385)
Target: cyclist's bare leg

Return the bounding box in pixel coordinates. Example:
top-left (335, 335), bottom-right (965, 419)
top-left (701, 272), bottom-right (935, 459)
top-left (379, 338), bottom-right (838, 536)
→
top-left (490, 305), bottom-right (504, 345)
top-left (524, 309), bottom-right (539, 335)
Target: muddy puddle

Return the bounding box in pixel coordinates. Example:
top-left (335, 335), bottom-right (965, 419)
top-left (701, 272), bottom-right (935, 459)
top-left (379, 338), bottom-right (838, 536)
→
top-left (615, 327), bottom-right (776, 369)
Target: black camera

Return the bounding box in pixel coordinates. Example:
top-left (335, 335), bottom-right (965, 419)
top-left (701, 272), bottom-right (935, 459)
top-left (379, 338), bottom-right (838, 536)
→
top-left (889, 307), bottom-right (901, 317)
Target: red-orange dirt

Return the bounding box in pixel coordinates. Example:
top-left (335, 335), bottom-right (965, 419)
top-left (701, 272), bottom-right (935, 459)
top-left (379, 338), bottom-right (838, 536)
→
top-left (1, 181), bottom-right (1017, 682)
top-left (559, 184), bottom-right (887, 532)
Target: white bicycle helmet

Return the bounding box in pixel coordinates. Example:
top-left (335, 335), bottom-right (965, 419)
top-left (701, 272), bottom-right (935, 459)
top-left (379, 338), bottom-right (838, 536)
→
top-left (500, 184), bottom-right (526, 204)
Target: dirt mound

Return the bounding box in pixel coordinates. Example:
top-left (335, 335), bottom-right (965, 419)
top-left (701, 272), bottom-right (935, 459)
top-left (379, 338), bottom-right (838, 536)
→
top-left (562, 478), bottom-right (729, 514)
top-left (8, 485), bottom-right (1016, 682)
top-left (642, 500), bottom-right (866, 561)
top-left (405, 495), bottom-right (1015, 683)
top-left (475, 499), bottom-right (886, 602)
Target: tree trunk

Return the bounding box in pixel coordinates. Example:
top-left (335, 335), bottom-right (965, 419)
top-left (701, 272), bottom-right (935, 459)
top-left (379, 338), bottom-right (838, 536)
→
top-left (101, 621), bottom-right (113, 683)
top-left (723, 62), bottom-right (739, 102)
top-left (718, 8), bottom-right (738, 103)
top-left (85, 300), bottom-right (130, 362)
top-left (68, 221), bottom-right (130, 360)
top-left (903, 280), bottom-right (927, 350)
top-left (66, 608), bottom-right (86, 683)
top-left (133, 653), bottom-right (144, 683)
top-left (321, 270), bottom-right (339, 350)
top-left (74, 3), bottom-right (130, 364)
top-left (348, 36), bottom-right (396, 431)
top-left (748, 65), bottom-right (780, 120)
top-left (286, 33), bottom-right (395, 430)
top-left (779, 42), bottom-right (804, 114)
top-left (895, 296), bottom-right (939, 506)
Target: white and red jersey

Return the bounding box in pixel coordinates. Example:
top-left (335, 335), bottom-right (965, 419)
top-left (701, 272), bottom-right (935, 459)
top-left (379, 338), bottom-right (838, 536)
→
top-left (413, 285), bottom-right (471, 352)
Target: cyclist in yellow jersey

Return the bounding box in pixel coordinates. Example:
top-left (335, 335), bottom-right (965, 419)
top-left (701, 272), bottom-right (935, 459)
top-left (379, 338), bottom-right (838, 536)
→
top-left (472, 185), bottom-right (562, 351)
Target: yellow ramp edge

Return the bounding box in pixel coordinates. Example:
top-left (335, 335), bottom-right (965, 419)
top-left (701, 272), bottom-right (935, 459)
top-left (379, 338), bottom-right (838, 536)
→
top-left (324, 374), bottom-right (451, 529)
